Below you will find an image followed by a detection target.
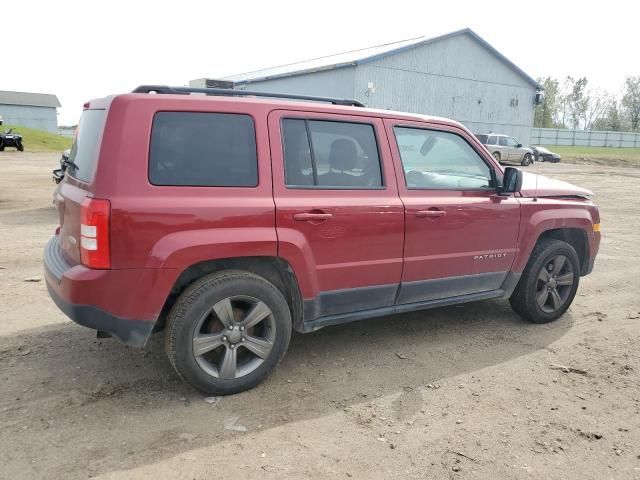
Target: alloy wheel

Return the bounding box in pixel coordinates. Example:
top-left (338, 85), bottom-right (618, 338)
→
top-left (535, 255), bottom-right (575, 313)
top-left (192, 295), bottom-right (276, 379)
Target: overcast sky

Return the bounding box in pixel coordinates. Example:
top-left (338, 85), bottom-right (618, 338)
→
top-left (5, 0), bottom-right (638, 125)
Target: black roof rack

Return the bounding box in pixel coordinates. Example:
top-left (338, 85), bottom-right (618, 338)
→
top-left (132, 85), bottom-right (365, 107)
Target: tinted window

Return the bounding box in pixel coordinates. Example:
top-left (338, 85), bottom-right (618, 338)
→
top-left (68, 109), bottom-right (107, 183)
top-left (282, 119), bottom-right (314, 186)
top-left (149, 112), bottom-right (257, 187)
top-left (475, 134), bottom-right (488, 144)
top-left (487, 135), bottom-right (498, 145)
top-left (498, 136), bottom-right (508, 146)
top-left (282, 119), bottom-right (382, 188)
top-left (394, 127), bottom-right (492, 190)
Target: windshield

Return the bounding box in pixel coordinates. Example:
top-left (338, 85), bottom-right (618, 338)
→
top-left (68, 109), bottom-right (106, 183)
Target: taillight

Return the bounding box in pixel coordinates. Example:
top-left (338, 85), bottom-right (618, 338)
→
top-left (80, 198), bottom-right (111, 269)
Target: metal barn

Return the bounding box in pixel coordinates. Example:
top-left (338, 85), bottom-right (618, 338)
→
top-left (0, 90), bottom-right (61, 133)
top-left (194, 28), bottom-right (541, 144)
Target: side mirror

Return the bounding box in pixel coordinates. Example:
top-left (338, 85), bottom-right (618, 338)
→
top-left (501, 167), bottom-right (522, 194)
top-left (517, 143), bottom-right (522, 148)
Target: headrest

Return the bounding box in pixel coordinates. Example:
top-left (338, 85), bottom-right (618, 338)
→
top-left (328, 138), bottom-right (357, 172)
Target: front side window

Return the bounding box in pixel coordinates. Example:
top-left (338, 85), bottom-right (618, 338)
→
top-left (507, 137), bottom-right (520, 147)
top-left (393, 127), bottom-right (493, 190)
top-left (149, 112), bottom-right (258, 187)
top-left (487, 135), bottom-right (498, 145)
top-left (282, 119), bottom-right (382, 188)
top-left (499, 136), bottom-right (508, 146)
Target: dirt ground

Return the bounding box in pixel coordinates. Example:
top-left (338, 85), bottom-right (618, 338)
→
top-left (1, 152), bottom-right (639, 480)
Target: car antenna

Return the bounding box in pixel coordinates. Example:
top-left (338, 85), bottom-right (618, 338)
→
top-left (533, 148), bottom-right (540, 202)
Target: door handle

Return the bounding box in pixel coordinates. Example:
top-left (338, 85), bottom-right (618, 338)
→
top-left (416, 209), bottom-right (446, 218)
top-left (293, 212), bottom-right (333, 222)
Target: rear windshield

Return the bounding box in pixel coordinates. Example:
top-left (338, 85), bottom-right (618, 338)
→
top-left (68, 109), bottom-right (106, 183)
top-left (148, 112), bottom-right (258, 187)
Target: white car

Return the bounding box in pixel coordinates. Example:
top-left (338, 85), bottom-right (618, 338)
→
top-left (475, 134), bottom-right (534, 166)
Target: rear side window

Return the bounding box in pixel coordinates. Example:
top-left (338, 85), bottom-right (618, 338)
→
top-left (475, 134), bottom-right (488, 144)
top-left (68, 109), bottom-right (107, 183)
top-left (149, 112), bottom-right (257, 187)
top-left (282, 118), bottom-right (382, 188)
top-left (487, 135), bottom-right (498, 145)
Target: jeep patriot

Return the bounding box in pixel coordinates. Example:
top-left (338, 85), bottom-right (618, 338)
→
top-left (44, 85), bottom-right (601, 394)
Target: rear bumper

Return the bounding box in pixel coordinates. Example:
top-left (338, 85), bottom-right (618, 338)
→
top-left (43, 236), bottom-right (176, 347)
top-left (46, 281), bottom-right (154, 346)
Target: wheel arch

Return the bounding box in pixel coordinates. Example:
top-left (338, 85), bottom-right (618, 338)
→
top-left (537, 228), bottom-right (590, 275)
top-left (156, 256), bottom-right (304, 333)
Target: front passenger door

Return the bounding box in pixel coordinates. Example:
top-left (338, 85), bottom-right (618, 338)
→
top-left (497, 136), bottom-right (509, 162)
top-left (385, 120), bottom-right (521, 305)
top-left (506, 136), bottom-right (521, 161)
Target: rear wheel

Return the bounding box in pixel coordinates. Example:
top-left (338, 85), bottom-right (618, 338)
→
top-left (492, 151), bottom-right (501, 162)
top-left (0, 142), bottom-right (4, 152)
top-left (521, 153), bottom-right (532, 166)
top-left (166, 270), bottom-right (292, 395)
top-left (510, 239), bottom-right (580, 324)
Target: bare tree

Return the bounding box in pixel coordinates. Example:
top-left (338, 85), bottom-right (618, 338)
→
top-left (622, 76), bottom-right (640, 131)
top-left (584, 88), bottom-right (612, 130)
top-left (558, 76), bottom-right (574, 128)
top-left (567, 77), bottom-right (588, 130)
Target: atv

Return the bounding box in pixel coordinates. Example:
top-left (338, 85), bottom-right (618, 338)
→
top-left (0, 129), bottom-right (24, 151)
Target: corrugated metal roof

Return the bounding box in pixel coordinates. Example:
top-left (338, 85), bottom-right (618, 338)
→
top-left (224, 28), bottom-right (541, 90)
top-left (0, 90), bottom-right (61, 108)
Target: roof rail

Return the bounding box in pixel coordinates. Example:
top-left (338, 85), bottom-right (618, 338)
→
top-left (132, 85), bottom-right (365, 107)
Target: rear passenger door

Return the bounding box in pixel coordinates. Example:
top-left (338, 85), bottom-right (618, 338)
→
top-left (268, 110), bottom-right (404, 320)
top-left (384, 120), bottom-right (520, 305)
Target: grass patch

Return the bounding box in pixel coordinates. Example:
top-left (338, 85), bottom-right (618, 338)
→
top-left (544, 145), bottom-right (640, 166)
top-left (1, 124), bottom-right (72, 153)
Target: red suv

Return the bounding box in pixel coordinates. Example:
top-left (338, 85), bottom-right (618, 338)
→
top-left (44, 85), bottom-right (600, 394)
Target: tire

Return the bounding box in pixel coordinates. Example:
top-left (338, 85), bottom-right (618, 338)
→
top-left (0, 143), bottom-right (4, 152)
top-left (166, 270), bottom-right (292, 395)
top-left (16, 142), bottom-right (24, 152)
top-left (492, 151), bottom-right (501, 162)
top-left (509, 239), bottom-right (580, 324)
top-left (521, 153), bottom-right (532, 166)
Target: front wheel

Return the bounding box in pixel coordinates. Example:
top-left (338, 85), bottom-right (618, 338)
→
top-left (509, 239), bottom-right (580, 323)
top-left (16, 142), bottom-right (24, 152)
top-left (521, 153), bottom-right (532, 166)
top-left (166, 270), bottom-right (292, 395)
